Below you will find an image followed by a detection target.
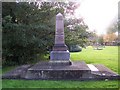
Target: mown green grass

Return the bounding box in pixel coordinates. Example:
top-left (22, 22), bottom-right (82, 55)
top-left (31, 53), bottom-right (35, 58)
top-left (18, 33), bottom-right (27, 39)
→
top-left (2, 46), bottom-right (119, 88)
top-left (71, 46), bottom-right (118, 73)
top-left (2, 80), bottom-right (119, 88)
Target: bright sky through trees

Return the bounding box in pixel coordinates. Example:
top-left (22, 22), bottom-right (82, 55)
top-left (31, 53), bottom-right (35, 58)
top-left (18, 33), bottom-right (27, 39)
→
top-left (74, 0), bottom-right (119, 35)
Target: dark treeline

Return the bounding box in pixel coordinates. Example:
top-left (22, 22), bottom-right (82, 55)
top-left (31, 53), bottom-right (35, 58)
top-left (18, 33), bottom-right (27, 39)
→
top-left (2, 2), bottom-right (89, 66)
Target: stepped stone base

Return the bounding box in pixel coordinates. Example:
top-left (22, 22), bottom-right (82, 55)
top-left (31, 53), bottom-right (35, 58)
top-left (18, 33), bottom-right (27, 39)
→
top-left (2, 65), bottom-right (31, 79)
top-left (49, 60), bottom-right (72, 65)
top-left (25, 61), bottom-right (91, 80)
top-left (53, 44), bottom-right (68, 51)
top-left (89, 64), bottom-right (119, 80)
top-left (2, 61), bottom-right (120, 80)
top-left (50, 50), bottom-right (70, 61)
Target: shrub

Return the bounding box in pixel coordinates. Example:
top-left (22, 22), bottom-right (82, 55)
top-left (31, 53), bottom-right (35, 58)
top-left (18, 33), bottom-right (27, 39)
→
top-left (68, 45), bottom-right (82, 52)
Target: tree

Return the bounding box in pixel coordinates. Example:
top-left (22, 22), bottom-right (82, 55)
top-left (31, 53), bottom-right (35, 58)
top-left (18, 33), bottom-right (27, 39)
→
top-left (105, 20), bottom-right (118, 43)
top-left (2, 2), bottom-right (89, 65)
top-left (2, 2), bottom-right (17, 23)
top-left (2, 2), bottom-right (64, 65)
top-left (85, 30), bottom-right (98, 46)
top-left (98, 35), bottom-right (104, 45)
top-left (64, 18), bottom-right (89, 47)
top-left (103, 33), bottom-right (117, 42)
top-left (107, 21), bottom-right (118, 34)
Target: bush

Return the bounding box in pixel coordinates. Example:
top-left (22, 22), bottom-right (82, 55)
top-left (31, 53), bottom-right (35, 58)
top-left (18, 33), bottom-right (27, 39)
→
top-left (2, 22), bottom-right (53, 66)
top-left (68, 45), bottom-right (82, 52)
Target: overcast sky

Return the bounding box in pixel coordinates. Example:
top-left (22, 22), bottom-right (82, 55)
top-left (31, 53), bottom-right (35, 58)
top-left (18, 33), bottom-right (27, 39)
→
top-left (74, 0), bottom-right (119, 35)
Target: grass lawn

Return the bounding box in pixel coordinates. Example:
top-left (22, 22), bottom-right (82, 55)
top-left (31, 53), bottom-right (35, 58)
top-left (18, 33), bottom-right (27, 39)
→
top-left (71, 46), bottom-right (118, 73)
top-left (2, 46), bottom-right (119, 88)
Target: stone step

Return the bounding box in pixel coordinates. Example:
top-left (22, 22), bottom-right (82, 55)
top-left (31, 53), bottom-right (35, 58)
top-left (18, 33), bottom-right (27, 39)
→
top-left (2, 62), bottom-right (120, 80)
top-left (87, 64), bottom-right (119, 80)
top-left (28, 61), bottom-right (90, 71)
top-left (87, 64), bottom-right (99, 71)
top-left (94, 64), bottom-right (119, 76)
top-left (25, 61), bottom-right (91, 80)
top-left (2, 65), bottom-right (31, 79)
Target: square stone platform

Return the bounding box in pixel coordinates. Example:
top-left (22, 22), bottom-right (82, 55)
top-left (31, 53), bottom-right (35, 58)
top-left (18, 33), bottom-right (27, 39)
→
top-left (25, 61), bottom-right (91, 80)
top-left (2, 61), bottom-right (120, 80)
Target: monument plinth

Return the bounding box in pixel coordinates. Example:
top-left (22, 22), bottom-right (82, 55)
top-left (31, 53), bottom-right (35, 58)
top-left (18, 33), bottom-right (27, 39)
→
top-left (2, 13), bottom-right (119, 81)
top-left (50, 13), bottom-right (71, 65)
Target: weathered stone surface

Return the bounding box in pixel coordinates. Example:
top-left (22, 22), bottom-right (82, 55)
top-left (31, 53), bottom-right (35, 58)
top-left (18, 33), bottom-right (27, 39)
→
top-left (87, 64), bottom-right (119, 80)
top-left (49, 60), bottom-right (72, 66)
top-left (50, 13), bottom-right (70, 63)
top-left (50, 50), bottom-right (70, 60)
top-left (2, 65), bottom-right (31, 79)
top-left (2, 62), bottom-right (120, 80)
top-left (93, 64), bottom-right (119, 77)
top-left (27, 61), bottom-right (90, 70)
top-left (55, 35), bottom-right (64, 44)
top-left (53, 44), bottom-right (67, 51)
top-left (25, 61), bottom-right (91, 80)
top-left (55, 13), bottom-right (65, 45)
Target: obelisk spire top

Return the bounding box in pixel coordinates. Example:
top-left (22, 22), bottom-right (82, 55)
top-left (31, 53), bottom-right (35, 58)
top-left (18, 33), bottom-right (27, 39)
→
top-left (56, 13), bottom-right (62, 16)
top-left (56, 13), bottom-right (63, 20)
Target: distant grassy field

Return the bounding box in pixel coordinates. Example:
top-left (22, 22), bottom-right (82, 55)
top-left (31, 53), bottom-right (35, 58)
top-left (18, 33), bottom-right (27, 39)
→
top-left (71, 46), bottom-right (118, 73)
top-left (2, 46), bottom-right (119, 88)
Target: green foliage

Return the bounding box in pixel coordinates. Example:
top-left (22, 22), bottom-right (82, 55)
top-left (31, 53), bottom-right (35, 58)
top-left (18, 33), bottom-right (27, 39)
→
top-left (2, 2), bottom-right (90, 65)
top-left (2, 15), bottom-right (12, 23)
top-left (98, 35), bottom-right (104, 44)
top-left (2, 22), bottom-right (53, 65)
top-left (68, 45), bottom-right (82, 52)
top-left (2, 2), bottom-right (63, 65)
top-left (65, 18), bottom-right (89, 47)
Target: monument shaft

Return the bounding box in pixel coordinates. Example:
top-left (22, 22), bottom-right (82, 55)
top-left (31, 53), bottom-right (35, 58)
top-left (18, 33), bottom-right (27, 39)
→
top-left (50, 13), bottom-right (71, 64)
top-left (53, 13), bottom-right (67, 51)
top-left (55, 14), bottom-right (64, 44)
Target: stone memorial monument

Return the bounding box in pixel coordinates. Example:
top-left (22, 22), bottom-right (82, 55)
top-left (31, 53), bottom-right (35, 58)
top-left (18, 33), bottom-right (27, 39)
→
top-left (2, 13), bottom-right (119, 80)
top-left (50, 13), bottom-right (71, 65)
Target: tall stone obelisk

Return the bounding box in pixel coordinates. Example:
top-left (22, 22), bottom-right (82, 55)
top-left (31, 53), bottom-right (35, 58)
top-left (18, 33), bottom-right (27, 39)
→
top-left (50, 13), bottom-right (71, 65)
